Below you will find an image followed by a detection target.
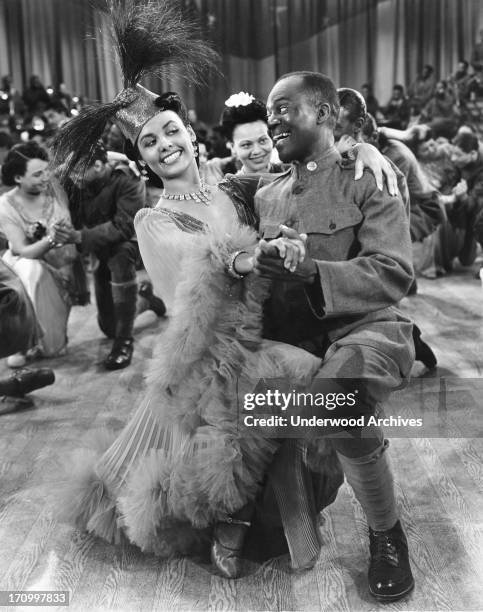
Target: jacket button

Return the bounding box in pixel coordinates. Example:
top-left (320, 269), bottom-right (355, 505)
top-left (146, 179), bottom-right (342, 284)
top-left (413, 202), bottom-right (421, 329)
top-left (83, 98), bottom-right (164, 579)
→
top-left (293, 185), bottom-right (304, 194)
top-left (329, 222), bottom-right (336, 230)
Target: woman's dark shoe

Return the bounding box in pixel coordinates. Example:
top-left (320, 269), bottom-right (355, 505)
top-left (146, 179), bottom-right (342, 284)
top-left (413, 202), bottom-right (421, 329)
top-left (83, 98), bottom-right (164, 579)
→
top-left (368, 520), bottom-right (415, 602)
top-left (211, 518), bottom-right (251, 579)
top-left (138, 281), bottom-right (166, 317)
top-left (104, 338), bottom-right (134, 370)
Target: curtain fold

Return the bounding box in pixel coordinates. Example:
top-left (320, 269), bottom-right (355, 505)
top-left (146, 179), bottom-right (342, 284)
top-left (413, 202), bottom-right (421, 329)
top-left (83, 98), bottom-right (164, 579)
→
top-left (0, 0), bottom-right (481, 123)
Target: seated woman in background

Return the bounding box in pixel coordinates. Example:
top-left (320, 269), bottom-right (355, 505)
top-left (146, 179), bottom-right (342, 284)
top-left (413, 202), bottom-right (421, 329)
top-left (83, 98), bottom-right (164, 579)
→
top-left (202, 92), bottom-right (284, 184)
top-left (0, 142), bottom-right (78, 366)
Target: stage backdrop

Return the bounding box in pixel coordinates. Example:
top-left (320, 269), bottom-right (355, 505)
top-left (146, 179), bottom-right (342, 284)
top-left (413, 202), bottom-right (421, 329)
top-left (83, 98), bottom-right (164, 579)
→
top-left (0, 0), bottom-right (482, 123)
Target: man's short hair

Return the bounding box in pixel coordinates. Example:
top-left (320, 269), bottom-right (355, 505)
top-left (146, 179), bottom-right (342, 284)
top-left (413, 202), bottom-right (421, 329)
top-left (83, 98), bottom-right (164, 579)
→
top-left (337, 88), bottom-right (367, 123)
top-left (88, 140), bottom-right (108, 165)
top-left (453, 132), bottom-right (479, 153)
top-left (277, 71), bottom-right (340, 127)
top-left (393, 84), bottom-right (405, 94)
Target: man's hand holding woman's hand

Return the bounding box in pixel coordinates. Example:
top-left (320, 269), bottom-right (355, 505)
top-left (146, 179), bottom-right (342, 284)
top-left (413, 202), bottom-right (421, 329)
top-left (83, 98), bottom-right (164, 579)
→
top-left (251, 225), bottom-right (317, 283)
top-left (49, 220), bottom-right (82, 246)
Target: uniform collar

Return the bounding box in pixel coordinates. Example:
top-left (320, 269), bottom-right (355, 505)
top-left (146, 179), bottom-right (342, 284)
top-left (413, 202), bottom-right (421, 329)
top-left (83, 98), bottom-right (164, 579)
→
top-left (292, 146), bottom-right (341, 178)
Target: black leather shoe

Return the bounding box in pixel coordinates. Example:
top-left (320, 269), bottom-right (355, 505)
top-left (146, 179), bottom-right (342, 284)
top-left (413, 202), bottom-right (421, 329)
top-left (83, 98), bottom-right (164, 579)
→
top-left (211, 518), bottom-right (251, 579)
top-left (416, 338), bottom-right (437, 369)
top-left (0, 368), bottom-right (55, 397)
top-left (413, 326), bottom-right (437, 370)
top-left (368, 520), bottom-right (415, 602)
top-left (139, 281), bottom-right (166, 317)
top-left (104, 338), bottom-right (134, 370)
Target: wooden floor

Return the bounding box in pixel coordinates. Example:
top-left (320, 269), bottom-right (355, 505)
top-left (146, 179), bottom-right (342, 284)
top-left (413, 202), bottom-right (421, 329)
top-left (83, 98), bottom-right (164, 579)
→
top-left (0, 268), bottom-right (482, 612)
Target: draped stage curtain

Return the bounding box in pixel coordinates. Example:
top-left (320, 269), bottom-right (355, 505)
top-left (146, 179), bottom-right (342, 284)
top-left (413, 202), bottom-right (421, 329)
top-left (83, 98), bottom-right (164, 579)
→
top-left (0, 0), bottom-right (482, 123)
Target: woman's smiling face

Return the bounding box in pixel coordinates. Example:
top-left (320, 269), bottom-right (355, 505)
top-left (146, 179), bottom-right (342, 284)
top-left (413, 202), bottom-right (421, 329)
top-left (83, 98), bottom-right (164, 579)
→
top-left (231, 120), bottom-right (273, 173)
top-left (137, 110), bottom-right (196, 179)
top-left (16, 158), bottom-right (50, 195)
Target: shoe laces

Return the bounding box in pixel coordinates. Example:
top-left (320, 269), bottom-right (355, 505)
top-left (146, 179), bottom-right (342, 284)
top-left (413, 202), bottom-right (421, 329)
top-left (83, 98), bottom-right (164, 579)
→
top-left (371, 530), bottom-right (400, 567)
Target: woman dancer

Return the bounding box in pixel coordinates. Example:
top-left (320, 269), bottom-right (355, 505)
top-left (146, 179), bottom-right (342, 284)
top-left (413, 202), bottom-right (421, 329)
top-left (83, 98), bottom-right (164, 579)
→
top-left (52, 0), bottom-right (399, 578)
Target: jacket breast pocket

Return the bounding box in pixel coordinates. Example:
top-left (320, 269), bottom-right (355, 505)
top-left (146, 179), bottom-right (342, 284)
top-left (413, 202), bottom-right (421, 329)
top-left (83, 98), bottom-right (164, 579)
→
top-left (305, 206), bottom-right (363, 261)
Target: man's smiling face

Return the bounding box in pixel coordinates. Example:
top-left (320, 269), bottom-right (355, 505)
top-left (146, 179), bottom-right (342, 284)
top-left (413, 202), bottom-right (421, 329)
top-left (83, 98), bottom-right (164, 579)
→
top-left (266, 75), bottom-right (322, 164)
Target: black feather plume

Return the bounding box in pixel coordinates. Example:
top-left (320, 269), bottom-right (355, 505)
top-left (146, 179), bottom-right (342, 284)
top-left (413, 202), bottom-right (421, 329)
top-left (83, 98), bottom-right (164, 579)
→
top-left (109, 0), bottom-right (219, 87)
top-left (50, 0), bottom-right (219, 185)
top-left (50, 99), bottom-right (130, 186)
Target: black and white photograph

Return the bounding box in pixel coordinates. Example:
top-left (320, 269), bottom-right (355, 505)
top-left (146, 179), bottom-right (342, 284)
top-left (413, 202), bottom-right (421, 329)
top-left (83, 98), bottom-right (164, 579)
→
top-left (0, 1), bottom-right (482, 610)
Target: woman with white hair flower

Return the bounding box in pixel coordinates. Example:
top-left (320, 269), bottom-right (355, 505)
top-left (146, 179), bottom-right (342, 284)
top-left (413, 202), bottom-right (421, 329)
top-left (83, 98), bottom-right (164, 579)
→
top-left (203, 91), bottom-right (283, 183)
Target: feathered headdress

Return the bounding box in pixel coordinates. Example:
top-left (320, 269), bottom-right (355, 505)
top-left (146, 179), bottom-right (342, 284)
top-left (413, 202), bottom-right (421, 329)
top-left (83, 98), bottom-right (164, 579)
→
top-left (51, 0), bottom-right (219, 184)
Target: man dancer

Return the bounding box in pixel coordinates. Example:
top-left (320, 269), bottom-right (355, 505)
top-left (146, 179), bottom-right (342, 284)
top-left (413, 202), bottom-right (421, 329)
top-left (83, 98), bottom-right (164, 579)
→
top-left (59, 142), bottom-right (156, 370)
top-left (253, 71), bottom-right (415, 602)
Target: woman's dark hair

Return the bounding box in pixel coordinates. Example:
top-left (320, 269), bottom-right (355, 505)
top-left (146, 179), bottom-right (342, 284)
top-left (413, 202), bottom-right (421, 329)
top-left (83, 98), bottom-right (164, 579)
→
top-left (361, 113), bottom-right (378, 141)
top-left (154, 91), bottom-right (190, 125)
top-left (453, 131), bottom-right (479, 153)
top-left (1, 141), bottom-right (49, 186)
top-left (220, 98), bottom-right (268, 141)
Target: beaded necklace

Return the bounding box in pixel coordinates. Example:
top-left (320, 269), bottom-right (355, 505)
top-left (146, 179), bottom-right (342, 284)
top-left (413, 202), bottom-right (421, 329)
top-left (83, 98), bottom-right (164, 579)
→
top-left (162, 181), bottom-right (212, 206)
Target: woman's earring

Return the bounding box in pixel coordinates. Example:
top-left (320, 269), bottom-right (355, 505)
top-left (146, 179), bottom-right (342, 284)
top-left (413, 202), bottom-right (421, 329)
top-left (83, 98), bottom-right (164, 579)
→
top-left (193, 141), bottom-right (199, 158)
top-left (139, 162), bottom-right (148, 179)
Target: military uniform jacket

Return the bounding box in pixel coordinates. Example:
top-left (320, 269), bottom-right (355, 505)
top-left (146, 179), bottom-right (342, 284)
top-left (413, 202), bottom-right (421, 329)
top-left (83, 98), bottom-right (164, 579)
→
top-left (255, 147), bottom-right (414, 373)
top-left (68, 164), bottom-right (146, 253)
